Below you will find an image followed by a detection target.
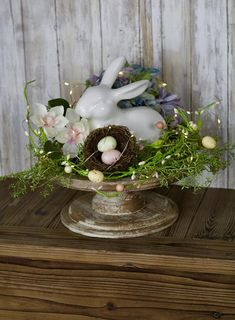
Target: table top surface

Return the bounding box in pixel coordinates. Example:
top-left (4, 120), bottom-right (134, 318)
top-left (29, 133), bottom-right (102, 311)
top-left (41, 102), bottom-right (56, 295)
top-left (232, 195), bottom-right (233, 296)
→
top-left (0, 179), bottom-right (235, 274)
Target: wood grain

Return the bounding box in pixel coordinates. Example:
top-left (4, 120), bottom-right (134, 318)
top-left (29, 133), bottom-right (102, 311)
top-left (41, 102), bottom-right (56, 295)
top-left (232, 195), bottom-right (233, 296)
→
top-left (22, 0), bottom-right (60, 103)
top-left (157, 186), bottom-right (207, 238)
top-left (191, 0), bottom-right (228, 188)
top-left (0, 180), bottom-right (235, 318)
top-left (228, 0), bottom-right (235, 189)
top-left (100, 0), bottom-right (141, 66)
top-left (139, 0), bottom-right (154, 66)
top-left (0, 258), bottom-right (234, 319)
top-left (186, 188), bottom-right (235, 241)
top-left (150, 0), bottom-right (162, 73)
top-left (0, 0), bottom-right (30, 175)
top-left (56, 0), bottom-right (102, 101)
top-left (161, 0), bottom-right (191, 108)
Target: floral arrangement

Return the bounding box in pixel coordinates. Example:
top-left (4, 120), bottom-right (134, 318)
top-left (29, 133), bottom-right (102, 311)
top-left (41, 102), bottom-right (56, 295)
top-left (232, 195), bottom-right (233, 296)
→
top-left (2, 62), bottom-right (234, 198)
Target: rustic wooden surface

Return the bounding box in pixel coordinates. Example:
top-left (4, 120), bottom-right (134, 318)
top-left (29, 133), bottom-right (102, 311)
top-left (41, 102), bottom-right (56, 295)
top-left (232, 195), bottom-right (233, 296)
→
top-left (0, 179), bottom-right (234, 319)
top-left (0, 0), bottom-right (235, 189)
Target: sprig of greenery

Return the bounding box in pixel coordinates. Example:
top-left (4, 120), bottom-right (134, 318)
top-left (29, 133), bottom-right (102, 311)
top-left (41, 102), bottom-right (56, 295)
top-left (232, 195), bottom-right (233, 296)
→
top-left (4, 153), bottom-right (70, 198)
top-left (4, 81), bottom-right (234, 198)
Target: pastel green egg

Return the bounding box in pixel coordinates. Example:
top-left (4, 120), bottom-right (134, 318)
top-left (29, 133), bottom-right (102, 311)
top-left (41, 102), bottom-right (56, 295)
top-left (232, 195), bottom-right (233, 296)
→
top-left (97, 136), bottom-right (117, 152)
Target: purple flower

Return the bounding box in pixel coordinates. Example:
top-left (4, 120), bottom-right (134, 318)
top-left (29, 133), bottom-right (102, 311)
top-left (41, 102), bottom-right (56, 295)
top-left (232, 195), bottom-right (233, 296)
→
top-left (122, 67), bottom-right (134, 73)
top-left (156, 88), bottom-right (181, 116)
top-left (89, 75), bottom-right (102, 86)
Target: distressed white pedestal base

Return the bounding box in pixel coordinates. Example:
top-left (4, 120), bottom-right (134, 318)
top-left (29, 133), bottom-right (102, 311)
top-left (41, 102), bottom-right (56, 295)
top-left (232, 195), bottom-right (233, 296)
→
top-left (61, 190), bottom-right (178, 239)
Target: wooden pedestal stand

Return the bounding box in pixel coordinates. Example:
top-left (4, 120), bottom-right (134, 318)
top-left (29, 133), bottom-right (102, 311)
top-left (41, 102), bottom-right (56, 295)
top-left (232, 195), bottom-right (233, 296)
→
top-left (61, 177), bottom-right (178, 238)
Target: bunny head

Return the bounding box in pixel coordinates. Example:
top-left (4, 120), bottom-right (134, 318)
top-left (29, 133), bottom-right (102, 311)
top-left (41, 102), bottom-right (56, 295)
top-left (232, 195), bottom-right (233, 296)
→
top-left (75, 57), bottom-right (149, 120)
top-left (76, 85), bottom-right (113, 120)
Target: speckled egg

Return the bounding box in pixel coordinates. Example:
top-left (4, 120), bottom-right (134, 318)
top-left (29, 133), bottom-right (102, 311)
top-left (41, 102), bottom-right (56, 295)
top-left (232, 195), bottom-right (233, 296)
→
top-left (97, 136), bottom-right (117, 152)
top-left (101, 149), bottom-right (121, 165)
top-left (88, 170), bottom-right (104, 183)
top-left (202, 136), bottom-right (216, 149)
top-left (116, 183), bottom-right (125, 192)
top-left (64, 165), bottom-right (72, 174)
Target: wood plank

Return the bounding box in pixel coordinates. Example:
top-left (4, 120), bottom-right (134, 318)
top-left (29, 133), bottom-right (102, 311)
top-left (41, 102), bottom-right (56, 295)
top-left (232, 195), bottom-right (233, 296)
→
top-left (0, 310), bottom-right (234, 320)
top-left (0, 186), bottom-right (77, 228)
top-left (0, 227), bottom-right (235, 275)
top-left (186, 188), bottom-right (235, 241)
top-left (100, 0), bottom-right (141, 66)
top-left (191, 0), bottom-right (228, 188)
top-left (157, 187), bottom-right (207, 238)
top-left (150, 0), bottom-right (163, 74)
top-left (0, 260), bottom-right (234, 318)
top-left (228, 0), bottom-right (235, 189)
top-left (161, 0), bottom-right (191, 108)
top-left (139, 0), bottom-right (153, 66)
top-left (0, 310), bottom-right (104, 320)
top-left (0, 0), bottom-right (30, 175)
top-left (22, 0), bottom-right (60, 104)
top-left (56, 0), bottom-right (102, 102)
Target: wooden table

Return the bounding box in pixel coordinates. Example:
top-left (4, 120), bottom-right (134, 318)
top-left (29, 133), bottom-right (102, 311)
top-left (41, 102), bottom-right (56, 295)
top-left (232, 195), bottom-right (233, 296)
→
top-left (0, 179), bottom-right (234, 319)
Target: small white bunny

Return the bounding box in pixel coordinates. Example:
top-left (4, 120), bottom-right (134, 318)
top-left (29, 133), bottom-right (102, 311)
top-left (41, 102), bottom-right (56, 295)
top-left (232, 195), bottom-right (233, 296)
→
top-left (75, 56), bottom-right (165, 141)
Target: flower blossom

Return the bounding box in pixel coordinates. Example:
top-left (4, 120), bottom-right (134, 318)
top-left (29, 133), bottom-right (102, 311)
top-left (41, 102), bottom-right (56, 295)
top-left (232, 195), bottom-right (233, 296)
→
top-left (189, 121), bottom-right (198, 130)
top-left (55, 109), bottom-right (90, 157)
top-left (30, 103), bottom-right (68, 137)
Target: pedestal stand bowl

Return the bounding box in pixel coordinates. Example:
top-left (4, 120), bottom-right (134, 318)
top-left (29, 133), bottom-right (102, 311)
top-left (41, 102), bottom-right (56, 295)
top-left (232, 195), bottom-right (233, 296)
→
top-left (61, 177), bottom-right (179, 239)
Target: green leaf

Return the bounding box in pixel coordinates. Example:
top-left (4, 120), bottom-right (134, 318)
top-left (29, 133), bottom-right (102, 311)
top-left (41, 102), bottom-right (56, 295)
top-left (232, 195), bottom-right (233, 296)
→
top-left (44, 140), bottom-right (63, 159)
top-left (135, 72), bottom-right (152, 81)
top-left (48, 98), bottom-right (70, 114)
top-left (149, 139), bottom-right (163, 149)
top-left (85, 79), bottom-right (92, 88)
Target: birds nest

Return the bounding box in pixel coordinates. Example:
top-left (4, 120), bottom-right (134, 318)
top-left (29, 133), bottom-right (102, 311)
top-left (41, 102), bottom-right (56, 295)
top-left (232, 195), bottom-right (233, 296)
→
top-left (83, 125), bottom-right (137, 172)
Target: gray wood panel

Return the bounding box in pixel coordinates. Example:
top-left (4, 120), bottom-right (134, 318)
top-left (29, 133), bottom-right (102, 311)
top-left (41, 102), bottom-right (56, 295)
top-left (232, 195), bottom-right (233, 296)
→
top-left (0, 0), bottom-right (30, 175)
top-left (228, 0), bottom-right (235, 189)
top-left (56, 0), bottom-right (102, 102)
top-left (0, 0), bottom-right (234, 189)
top-left (22, 0), bottom-right (60, 104)
top-left (161, 0), bottom-right (191, 109)
top-left (191, 0), bottom-right (228, 188)
top-left (100, 0), bottom-right (141, 66)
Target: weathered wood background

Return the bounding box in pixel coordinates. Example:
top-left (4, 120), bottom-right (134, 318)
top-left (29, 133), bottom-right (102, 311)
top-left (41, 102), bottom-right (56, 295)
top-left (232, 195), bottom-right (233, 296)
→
top-left (0, 0), bottom-right (234, 189)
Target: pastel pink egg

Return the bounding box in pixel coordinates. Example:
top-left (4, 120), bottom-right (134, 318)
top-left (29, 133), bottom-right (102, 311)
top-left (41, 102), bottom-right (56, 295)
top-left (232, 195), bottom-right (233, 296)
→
top-left (101, 149), bottom-right (121, 165)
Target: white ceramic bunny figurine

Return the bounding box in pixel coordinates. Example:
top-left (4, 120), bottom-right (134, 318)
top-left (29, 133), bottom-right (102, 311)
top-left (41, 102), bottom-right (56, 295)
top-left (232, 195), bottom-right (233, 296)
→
top-left (75, 56), bottom-right (165, 141)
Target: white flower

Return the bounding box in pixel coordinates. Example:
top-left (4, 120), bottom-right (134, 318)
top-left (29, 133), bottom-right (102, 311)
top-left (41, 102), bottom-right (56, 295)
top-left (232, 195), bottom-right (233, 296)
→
top-left (152, 172), bottom-right (159, 179)
top-left (138, 161), bottom-right (146, 166)
top-left (30, 103), bottom-right (68, 138)
top-left (55, 109), bottom-right (90, 158)
top-left (131, 171), bottom-right (136, 180)
top-left (182, 128), bottom-right (189, 137)
top-left (189, 121), bottom-right (198, 130)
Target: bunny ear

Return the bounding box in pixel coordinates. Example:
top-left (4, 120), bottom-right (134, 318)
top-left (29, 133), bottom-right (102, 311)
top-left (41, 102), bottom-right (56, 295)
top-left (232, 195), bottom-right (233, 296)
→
top-left (100, 56), bottom-right (126, 88)
top-left (113, 80), bottom-right (149, 102)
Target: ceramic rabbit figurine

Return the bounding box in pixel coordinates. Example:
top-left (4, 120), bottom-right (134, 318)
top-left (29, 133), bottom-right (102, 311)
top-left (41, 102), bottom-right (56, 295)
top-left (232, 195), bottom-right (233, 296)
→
top-left (75, 56), bottom-right (165, 141)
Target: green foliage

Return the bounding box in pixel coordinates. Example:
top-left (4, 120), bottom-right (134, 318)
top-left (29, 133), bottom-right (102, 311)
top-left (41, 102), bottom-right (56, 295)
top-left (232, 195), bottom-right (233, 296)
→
top-left (8, 156), bottom-right (70, 198)
top-left (5, 80), bottom-right (234, 198)
top-left (44, 140), bottom-right (63, 159)
top-left (48, 98), bottom-right (70, 114)
top-left (104, 112), bottom-right (235, 191)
